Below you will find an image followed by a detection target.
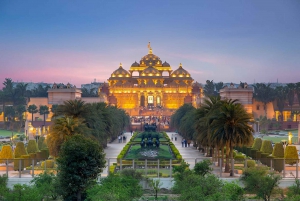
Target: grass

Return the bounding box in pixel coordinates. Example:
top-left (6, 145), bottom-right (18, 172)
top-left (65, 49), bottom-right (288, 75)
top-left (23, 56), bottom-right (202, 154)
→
top-left (0, 129), bottom-right (24, 137)
top-left (125, 145), bottom-right (174, 160)
top-left (261, 136), bottom-right (298, 144)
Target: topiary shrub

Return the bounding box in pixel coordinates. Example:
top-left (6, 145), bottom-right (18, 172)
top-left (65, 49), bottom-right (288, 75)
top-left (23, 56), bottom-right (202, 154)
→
top-left (13, 158), bottom-right (24, 171)
top-left (37, 136), bottom-right (48, 150)
top-left (14, 142), bottom-right (27, 158)
top-left (40, 149), bottom-right (49, 160)
top-left (29, 153), bottom-right (37, 165)
top-left (21, 155), bottom-right (31, 168)
top-left (260, 140), bottom-right (273, 154)
top-left (26, 140), bottom-right (39, 154)
top-left (260, 153), bottom-right (269, 165)
top-left (0, 145), bottom-right (13, 163)
top-left (234, 155), bottom-right (246, 162)
top-left (273, 158), bottom-right (284, 172)
top-left (41, 159), bottom-right (54, 169)
top-left (285, 146), bottom-right (298, 165)
top-left (252, 138), bottom-right (262, 150)
top-left (272, 143), bottom-right (284, 158)
top-left (246, 160), bottom-right (256, 168)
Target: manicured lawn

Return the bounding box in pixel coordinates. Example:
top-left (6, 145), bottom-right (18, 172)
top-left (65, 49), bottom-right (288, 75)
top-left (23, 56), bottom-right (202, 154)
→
top-left (124, 144), bottom-right (174, 160)
top-left (0, 129), bottom-right (25, 139)
top-left (261, 136), bottom-right (298, 144)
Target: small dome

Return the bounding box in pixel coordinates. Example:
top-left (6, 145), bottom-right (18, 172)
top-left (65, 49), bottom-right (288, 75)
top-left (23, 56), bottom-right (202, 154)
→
top-left (162, 61), bottom-right (170, 67)
top-left (111, 63), bottom-right (131, 77)
top-left (142, 66), bottom-right (160, 76)
top-left (171, 63), bottom-right (191, 77)
top-left (140, 53), bottom-right (162, 67)
top-left (131, 61), bottom-right (140, 67)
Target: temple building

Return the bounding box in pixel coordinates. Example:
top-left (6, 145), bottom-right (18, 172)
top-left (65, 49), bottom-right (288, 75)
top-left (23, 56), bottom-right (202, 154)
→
top-left (100, 44), bottom-right (203, 116)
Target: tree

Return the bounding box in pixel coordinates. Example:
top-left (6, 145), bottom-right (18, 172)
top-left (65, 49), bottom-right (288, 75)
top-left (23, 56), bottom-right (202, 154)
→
top-left (27, 104), bottom-right (38, 122)
top-left (286, 83), bottom-right (296, 120)
top-left (39, 105), bottom-right (49, 126)
top-left (275, 86), bottom-right (287, 121)
top-left (210, 101), bottom-right (254, 176)
top-left (47, 116), bottom-right (88, 157)
top-left (253, 83), bottom-right (276, 117)
top-left (55, 99), bottom-right (87, 118)
top-left (194, 159), bottom-right (213, 176)
top-left (4, 106), bottom-right (15, 130)
top-left (203, 80), bottom-right (216, 97)
top-left (241, 167), bottom-right (281, 201)
top-left (50, 104), bottom-right (59, 119)
top-left (149, 179), bottom-right (162, 200)
top-left (15, 105), bottom-right (26, 130)
top-left (57, 134), bottom-right (106, 201)
top-left (170, 104), bottom-right (195, 131)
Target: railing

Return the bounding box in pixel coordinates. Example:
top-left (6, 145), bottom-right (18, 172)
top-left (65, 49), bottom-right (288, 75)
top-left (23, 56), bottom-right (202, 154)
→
top-left (2, 157), bottom-right (300, 178)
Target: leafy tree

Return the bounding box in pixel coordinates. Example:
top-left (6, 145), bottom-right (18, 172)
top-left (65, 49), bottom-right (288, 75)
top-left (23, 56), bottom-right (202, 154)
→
top-left (194, 159), bottom-right (213, 176)
top-left (4, 106), bottom-right (15, 130)
top-left (39, 105), bottom-right (50, 126)
top-left (87, 173), bottom-right (143, 201)
top-left (55, 99), bottom-right (87, 118)
top-left (240, 167), bottom-right (281, 201)
top-left (30, 171), bottom-right (60, 200)
top-left (56, 135), bottom-right (106, 201)
top-left (256, 115), bottom-right (270, 134)
top-left (149, 179), bottom-right (162, 200)
top-left (170, 104), bottom-right (195, 132)
top-left (204, 80), bottom-right (216, 97)
top-left (253, 83), bottom-right (276, 117)
top-left (81, 88), bottom-right (98, 97)
top-left (27, 104), bottom-right (38, 122)
top-left (4, 184), bottom-right (43, 201)
top-left (30, 84), bottom-right (50, 97)
top-left (50, 104), bottom-right (59, 119)
top-left (287, 179), bottom-right (300, 200)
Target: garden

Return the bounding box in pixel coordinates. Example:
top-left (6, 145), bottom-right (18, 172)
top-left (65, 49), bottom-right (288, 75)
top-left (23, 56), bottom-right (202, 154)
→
top-left (111, 125), bottom-right (182, 177)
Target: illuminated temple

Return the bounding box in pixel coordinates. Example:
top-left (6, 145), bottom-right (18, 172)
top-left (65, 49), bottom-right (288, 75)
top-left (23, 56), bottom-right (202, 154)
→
top-left (99, 44), bottom-right (203, 116)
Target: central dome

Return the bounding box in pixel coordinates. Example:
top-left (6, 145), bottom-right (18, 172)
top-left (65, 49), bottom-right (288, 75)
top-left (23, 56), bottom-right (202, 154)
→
top-left (142, 66), bottom-right (160, 76)
top-left (140, 49), bottom-right (162, 67)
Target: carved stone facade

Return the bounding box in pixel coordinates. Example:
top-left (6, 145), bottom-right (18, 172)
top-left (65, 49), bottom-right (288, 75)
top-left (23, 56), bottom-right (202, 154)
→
top-left (100, 46), bottom-right (202, 116)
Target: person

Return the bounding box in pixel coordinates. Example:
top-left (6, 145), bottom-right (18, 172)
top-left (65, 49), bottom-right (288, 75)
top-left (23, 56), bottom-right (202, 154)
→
top-left (182, 139), bottom-right (184, 147)
top-left (188, 140), bottom-right (191, 147)
top-left (184, 139), bottom-right (187, 147)
top-left (118, 135), bottom-right (121, 143)
top-left (131, 130), bottom-right (133, 136)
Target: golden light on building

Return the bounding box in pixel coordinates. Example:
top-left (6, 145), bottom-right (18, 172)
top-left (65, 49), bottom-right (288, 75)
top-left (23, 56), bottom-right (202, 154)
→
top-left (99, 44), bottom-right (203, 116)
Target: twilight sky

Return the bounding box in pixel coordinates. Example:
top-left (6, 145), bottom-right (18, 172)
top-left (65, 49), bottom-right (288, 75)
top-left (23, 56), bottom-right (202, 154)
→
top-left (0, 0), bottom-right (300, 88)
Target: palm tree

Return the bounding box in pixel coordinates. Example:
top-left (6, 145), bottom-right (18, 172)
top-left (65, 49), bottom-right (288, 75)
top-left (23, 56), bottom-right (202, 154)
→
top-left (203, 80), bottom-right (216, 97)
top-left (286, 83), bottom-right (296, 120)
top-left (275, 86), bottom-right (287, 121)
top-left (253, 83), bottom-right (276, 117)
top-left (39, 105), bottom-right (50, 126)
top-left (50, 104), bottom-right (59, 119)
top-left (56, 99), bottom-right (87, 118)
top-left (15, 105), bottom-right (26, 130)
top-left (27, 104), bottom-right (38, 122)
top-left (47, 116), bottom-right (88, 157)
top-left (4, 106), bottom-right (15, 130)
top-left (209, 101), bottom-right (254, 176)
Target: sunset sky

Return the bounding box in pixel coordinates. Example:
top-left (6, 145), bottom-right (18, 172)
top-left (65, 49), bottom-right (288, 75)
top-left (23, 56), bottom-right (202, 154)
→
top-left (1, 0), bottom-right (299, 88)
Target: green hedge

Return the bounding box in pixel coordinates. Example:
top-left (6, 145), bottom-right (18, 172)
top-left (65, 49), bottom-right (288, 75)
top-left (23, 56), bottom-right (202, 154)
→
top-left (285, 146), bottom-right (298, 165)
top-left (246, 160), bottom-right (256, 168)
top-left (14, 142), bottom-right (27, 158)
top-left (41, 159), bottom-right (54, 169)
top-left (13, 158), bottom-right (24, 171)
top-left (252, 138), bottom-right (262, 150)
top-left (21, 155), bottom-right (31, 168)
top-left (273, 158), bottom-right (284, 172)
top-left (260, 140), bottom-right (273, 154)
top-left (27, 140), bottom-right (39, 154)
top-left (272, 143), bottom-right (284, 158)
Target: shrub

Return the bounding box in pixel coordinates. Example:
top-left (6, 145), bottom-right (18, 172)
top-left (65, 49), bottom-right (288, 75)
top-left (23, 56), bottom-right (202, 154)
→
top-left (260, 140), bottom-right (273, 154)
top-left (27, 140), bottom-right (39, 154)
top-left (252, 138), bottom-right (262, 150)
top-left (0, 145), bottom-right (13, 163)
top-left (272, 143), bottom-right (284, 158)
top-left (109, 165), bottom-right (116, 174)
top-left (14, 142), bottom-right (27, 158)
top-left (246, 160), bottom-right (256, 168)
top-left (285, 146), bottom-right (298, 165)
top-left (234, 155), bottom-right (245, 161)
top-left (37, 136), bottom-right (48, 150)
top-left (41, 160), bottom-right (54, 169)
top-left (194, 160), bottom-right (213, 176)
top-left (21, 155), bottom-right (31, 168)
top-left (40, 149), bottom-right (49, 160)
top-left (273, 158), bottom-right (284, 172)
top-left (29, 153), bottom-right (37, 165)
top-left (13, 158), bottom-right (24, 171)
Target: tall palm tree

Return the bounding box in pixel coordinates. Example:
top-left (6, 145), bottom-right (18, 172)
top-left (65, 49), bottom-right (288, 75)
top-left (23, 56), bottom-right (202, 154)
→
top-left (4, 106), bottom-right (15, 130)
top-left (253, 83), bottom-right (276, 117)
top-left (286, 83), bottom-right (296, 120)
top-left (39, 105), bottom-right (50, 126)
top-left (47, 116), bottom-right (88, 157)
top-left (275, 86), bottom-right (287, 121)
top-left (210, 101), bottom-right (254, 176)
top-left (27, 104), bottom-right (38, 122)
top-left (56, 99), bottom-right (87, 118)
top-left (15, 105), bottom-right (26, 130)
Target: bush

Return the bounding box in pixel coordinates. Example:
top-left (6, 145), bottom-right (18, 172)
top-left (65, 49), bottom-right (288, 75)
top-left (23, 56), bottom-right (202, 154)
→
top-left (109, 165), bottom-right (116, 174)
top-left (260, 140), bottom-right (273, 154)
top-left (272, 143), bottom-right (284, 158)
top-left (40, 149), bottom-right (49, 160)
top-left (194, 160), bottom-right (213, 176)
top-left (27, 140), bottom-right (39, 154)
top-left (37, 136), bottom-right (47, 150)
top-left (234, 155), bottom-right (245, 161)
top-left (273, 158), bottom-right (284, 172)
top-left (21, 155), bottom-right (31, 168)
top-left (246, 160), bottom-right (256, 168)
top-left (252, 138), bottom-right (262, 150)
top-left (13, 158), bottom-right (24, 171)
top-left (285, 146), bottom-right (298, 165)
top-left (241, 166), bottom-right (281, 201)
top-left (14, 142), bottom-right (27, 158)
top-left (41, 160), bottom-right (54, 169)
top-left (0, 145), bottom-right (13, 163)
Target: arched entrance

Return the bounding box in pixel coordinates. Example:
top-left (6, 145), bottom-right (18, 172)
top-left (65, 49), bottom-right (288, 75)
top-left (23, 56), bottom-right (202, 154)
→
top-left (140, 95), bottom-right (145, 107)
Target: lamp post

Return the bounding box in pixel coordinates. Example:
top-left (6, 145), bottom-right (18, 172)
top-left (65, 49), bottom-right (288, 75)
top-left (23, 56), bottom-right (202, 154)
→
top-left (282, 140), bottom-right (288, 177)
